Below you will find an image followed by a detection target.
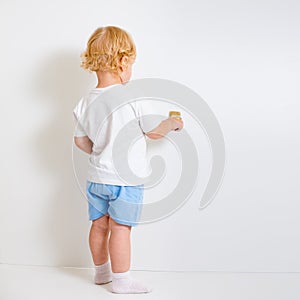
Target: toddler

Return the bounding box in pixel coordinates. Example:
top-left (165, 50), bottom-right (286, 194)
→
top-left (73, 26), bottom-right (183, 294)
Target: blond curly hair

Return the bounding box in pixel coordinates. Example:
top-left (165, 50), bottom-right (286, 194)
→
top-left (80, 26), bottom-right (136, 73)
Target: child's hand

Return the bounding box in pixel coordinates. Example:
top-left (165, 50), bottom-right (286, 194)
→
top-left (146, 117), bottom-right (184, 140)
top-left (169, 117), bottom-right (184, 131)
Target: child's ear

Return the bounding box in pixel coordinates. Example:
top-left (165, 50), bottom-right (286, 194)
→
top-left (120, 55), bottom-right (129, 69)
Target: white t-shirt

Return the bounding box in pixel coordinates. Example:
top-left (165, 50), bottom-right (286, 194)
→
top-left (73, 84), bottom-right (152, 186)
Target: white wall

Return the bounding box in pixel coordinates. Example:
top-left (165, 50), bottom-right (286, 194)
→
top-left (1, 0), bottom-right (300, 271)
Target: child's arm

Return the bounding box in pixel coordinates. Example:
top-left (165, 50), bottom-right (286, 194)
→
top-left (145, 117), bottom-right (184, 140)
top-left (74, 136), bottom-right (93, 154)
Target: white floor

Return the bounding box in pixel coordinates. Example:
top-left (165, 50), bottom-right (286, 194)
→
top-left (1, 264), bottom-right (300, 300)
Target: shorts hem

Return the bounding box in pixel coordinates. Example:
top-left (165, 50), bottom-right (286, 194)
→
top-left (89, 213), bottom-right (106, 221)
top-left (109, 215), bottom-right (139, 227)
top-left (89, 213), bottom-right (139, 227)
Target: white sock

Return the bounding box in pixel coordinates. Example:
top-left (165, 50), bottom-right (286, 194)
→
top-left (94, 261), bottom-right (112, 284)
top-left (111, 270), bottom-right (152, 294)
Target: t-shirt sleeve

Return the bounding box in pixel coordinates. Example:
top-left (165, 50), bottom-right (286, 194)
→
top-left (73, 107), bottom-right (87, 137)
top-left (131, 100), bottom-right (157, 134)
top-left (130, 101), bottom-right (145, 134)
top-left (74, 121), bottom-right (87, 137)
top-left (131, 100), bottom-right (183, 135)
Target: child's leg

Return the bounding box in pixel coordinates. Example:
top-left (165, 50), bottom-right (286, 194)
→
top-left (89, 214), bottom-right (112, 285)
top-left (89, 214), bottom-right (110, 265)
top-left (108, 217), bottom-right (131, 272)
top-left (108, 217), bottom-right (152, 294)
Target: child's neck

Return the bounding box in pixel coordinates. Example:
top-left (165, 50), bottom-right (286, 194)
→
top-left (96, 71), bottom-right (123, 88)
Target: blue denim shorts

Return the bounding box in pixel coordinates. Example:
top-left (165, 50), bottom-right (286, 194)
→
top-left (86, 181), bottom-right (144, 227)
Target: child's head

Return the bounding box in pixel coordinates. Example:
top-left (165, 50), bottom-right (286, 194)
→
top-left (81, 26), bottom-right (136, 82)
